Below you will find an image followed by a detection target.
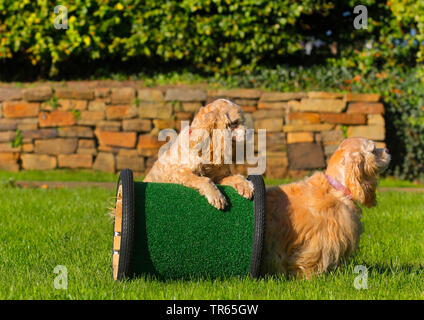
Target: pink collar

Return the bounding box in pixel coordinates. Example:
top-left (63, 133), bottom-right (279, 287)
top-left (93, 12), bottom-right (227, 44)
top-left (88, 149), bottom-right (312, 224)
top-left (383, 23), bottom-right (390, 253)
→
top-left (325, 174), bottom-right (353, 200)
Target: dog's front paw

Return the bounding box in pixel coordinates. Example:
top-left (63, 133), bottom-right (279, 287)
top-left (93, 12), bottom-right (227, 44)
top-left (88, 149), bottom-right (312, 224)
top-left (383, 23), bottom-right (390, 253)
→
top-left (206, 190), bottom-right (227, 210)
top-left (234, 179), bottom-right (254, 199)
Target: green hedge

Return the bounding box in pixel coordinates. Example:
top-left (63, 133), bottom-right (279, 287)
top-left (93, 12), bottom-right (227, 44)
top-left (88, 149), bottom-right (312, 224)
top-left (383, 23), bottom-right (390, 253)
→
top-left (0, 0), bottom-right (423, 77)
top-left (0, 0), bottom-right (333, 77)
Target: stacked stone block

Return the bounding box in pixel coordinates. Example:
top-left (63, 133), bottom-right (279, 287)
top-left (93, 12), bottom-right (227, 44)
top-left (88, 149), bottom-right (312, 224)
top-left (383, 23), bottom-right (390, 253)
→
top-left (0, 83), bottom-right (385, 178)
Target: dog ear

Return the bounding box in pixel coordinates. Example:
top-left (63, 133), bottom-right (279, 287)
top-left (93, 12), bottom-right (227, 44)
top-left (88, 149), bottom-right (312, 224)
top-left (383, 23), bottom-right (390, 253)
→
top-left (224, 113), bottom-right (231, 127)
top-left (364, 152), bottom-right (378, 177)
top-left (364, 140), bottom-right (376, 153)
top-left (344, 153), bottom-right (363, 201)
top-left (344, 153), bottom-right (377, 208)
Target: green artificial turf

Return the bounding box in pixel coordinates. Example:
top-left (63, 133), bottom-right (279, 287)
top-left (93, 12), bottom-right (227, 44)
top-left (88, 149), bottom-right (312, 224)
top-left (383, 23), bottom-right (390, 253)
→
top-left (132, 182), bottom-right (255, 280)
top-left (0, 185), bottom-right (423, 299)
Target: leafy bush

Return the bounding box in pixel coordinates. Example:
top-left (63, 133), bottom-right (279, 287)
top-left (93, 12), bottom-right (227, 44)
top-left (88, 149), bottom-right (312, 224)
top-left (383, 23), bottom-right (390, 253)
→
top-left (1, 0), bottom-right (423, 78)
top-left (330, 0), bottom-right (424, 74)
top-left (0, 0), bottom-right (335, 77)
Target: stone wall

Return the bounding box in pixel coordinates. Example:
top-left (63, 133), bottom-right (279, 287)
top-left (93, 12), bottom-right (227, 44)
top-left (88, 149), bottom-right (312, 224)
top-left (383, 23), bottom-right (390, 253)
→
top-left (0, 82), bottom-right (386, 178)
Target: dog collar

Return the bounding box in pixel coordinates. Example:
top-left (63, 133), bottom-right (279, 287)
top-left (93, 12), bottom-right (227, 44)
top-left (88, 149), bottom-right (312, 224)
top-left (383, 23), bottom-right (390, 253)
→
top-left (325, 174), bottom-right (353, 200)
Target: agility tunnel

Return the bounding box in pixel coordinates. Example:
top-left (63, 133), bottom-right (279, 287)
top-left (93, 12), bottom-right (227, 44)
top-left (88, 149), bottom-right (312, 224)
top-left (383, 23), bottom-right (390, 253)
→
top-left (112, 169), bottom-right (266, 280)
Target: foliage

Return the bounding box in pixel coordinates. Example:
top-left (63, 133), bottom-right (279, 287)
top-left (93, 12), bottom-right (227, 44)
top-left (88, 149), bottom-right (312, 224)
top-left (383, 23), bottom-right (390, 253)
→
top-left (329, 0), bottom-right (424, 74)
top-left (0, 0), bottom-right (334, 77)
top-left (9, 129), bottom-right (23, 148)
top-left (45, 94), bottom-right (59, 109)
top-left (71, 109), bottom-right (81, 119)
top-left (1, 0), bottom-right (423, 78)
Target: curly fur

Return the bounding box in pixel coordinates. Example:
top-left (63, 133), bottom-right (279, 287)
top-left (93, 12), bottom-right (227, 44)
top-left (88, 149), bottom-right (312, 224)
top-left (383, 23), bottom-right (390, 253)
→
top-left (144, 99), bottom-right (254, 209)
top-left (262, 137), bottom-right (391, 279)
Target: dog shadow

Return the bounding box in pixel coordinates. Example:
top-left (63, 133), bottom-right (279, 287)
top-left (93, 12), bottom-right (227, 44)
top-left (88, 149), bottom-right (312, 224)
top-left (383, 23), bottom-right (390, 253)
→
top-left (365, 262), bottom-right (424, 275)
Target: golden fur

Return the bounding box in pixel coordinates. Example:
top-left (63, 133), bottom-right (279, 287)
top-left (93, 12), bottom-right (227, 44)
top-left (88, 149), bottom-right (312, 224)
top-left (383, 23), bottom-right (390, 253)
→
top-left (144, 99), bottom-right (253, 209)
top-left (262, 137), bottom-right (391, 278)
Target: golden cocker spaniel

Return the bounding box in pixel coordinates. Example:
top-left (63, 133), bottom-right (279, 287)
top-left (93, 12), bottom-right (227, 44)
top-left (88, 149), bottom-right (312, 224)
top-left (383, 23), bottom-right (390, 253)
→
top-left (262, 137), bottom-right (391, 278)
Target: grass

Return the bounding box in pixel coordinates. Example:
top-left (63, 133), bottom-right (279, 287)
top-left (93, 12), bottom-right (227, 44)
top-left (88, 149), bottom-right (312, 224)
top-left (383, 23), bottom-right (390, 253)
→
top-left (0, 169), bottom-right (119, 183)
top-left (265, 176), bottom-right (424, 188)
top-left (0, 170), bottom-right (422, 188)
top-left (0, 184), bottom-right (423, 299)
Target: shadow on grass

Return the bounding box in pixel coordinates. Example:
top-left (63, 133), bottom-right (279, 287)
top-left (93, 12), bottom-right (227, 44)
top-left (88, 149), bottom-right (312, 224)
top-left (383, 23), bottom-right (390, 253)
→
top-left (367, 263), bottom-right (424, 276)
top-left (119, 263), bottom-right (424, 283)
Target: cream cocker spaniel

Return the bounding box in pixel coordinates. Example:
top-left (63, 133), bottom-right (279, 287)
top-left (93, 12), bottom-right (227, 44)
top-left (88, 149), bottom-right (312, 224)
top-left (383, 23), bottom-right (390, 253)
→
top-left (144, 99), bottom-right (253, 210)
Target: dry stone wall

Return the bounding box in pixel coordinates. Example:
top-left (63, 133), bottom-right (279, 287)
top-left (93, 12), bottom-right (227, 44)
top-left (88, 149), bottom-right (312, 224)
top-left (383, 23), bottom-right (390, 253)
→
top-left (0, 83), bottom-right (386, 178)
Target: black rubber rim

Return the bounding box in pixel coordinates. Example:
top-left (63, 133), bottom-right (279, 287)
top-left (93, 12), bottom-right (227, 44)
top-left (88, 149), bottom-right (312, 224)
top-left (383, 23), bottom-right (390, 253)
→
top-left (113, 168), bottom-right (135, 281)
top-left (247, 175), bottom-right (266, 279)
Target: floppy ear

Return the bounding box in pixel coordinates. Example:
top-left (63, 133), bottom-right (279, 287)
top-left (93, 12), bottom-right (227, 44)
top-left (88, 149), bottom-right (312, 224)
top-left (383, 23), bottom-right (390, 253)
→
top-left (365, 141), bottom-right (375, 152)
top-left (188, 108), bottom-right (219, 163)
top-left (210, 105), bottom-right (231, 129)
top-left (363, 142), bottom-right (378, 177)
top-left (363, 152), bottom-right (378, 177)
top-left (191, 106), bottom-right (207, 128)
top-left (224, 113), bottom-right (231, 126)
top-left (344, 152), bottom-right (377, 207)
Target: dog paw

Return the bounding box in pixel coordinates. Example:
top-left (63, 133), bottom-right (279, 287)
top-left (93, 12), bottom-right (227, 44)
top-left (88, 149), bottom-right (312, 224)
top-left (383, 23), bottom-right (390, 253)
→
top-left (235, 179), bottom-right (254, 199)
top-left (206, 190), bottom-right (227, 210)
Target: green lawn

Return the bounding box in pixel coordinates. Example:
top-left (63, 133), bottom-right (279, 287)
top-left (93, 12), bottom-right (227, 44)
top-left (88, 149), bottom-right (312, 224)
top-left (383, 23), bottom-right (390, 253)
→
top-left (1, 169), bottom-right (422, 188)
top-left (0, 184), bottom-right (423, 299)
top-left (0, 169), bottom-right (119, 183)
